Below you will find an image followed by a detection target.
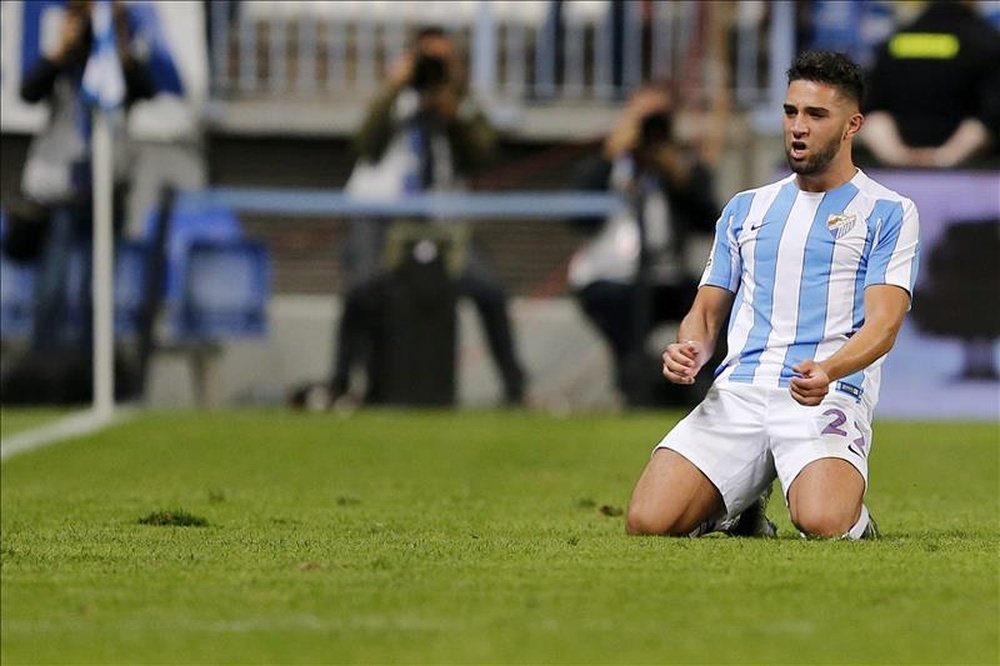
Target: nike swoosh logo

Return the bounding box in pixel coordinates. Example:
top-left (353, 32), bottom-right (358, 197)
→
top-left (749, 222), bottom-right (765, 231)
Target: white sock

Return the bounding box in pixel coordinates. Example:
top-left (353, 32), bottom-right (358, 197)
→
top-left (844, 504), bottom-right (871, 540)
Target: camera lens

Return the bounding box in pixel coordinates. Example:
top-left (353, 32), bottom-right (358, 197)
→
top-left (412, 55), bottom-right (448, 92)
top-left (639, 112), bottom-right (673, 148)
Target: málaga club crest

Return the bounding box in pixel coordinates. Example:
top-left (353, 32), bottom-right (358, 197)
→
top-left (826, 213), bottom-right (857, 240)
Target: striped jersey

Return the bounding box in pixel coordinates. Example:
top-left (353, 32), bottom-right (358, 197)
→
top-left (700, 169), bottom-right (920, 413)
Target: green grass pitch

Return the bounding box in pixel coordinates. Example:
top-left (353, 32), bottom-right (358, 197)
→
top-left (2, 409), bottom-right (997, 664)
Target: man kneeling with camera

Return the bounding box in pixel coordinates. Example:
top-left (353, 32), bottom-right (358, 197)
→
top-left (300, 27), bottom-right (527, 409)
top-left (569, 85), bottom-right (721, 407)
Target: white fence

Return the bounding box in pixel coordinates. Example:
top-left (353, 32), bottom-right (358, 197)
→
top-left (208, 0), bottom-right (794, 111)
top-left (0, 0), bottom-right (904, 138)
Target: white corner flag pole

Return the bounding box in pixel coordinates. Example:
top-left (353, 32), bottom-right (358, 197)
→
top-left (83, 0), bottom-right (125, 420)
top-left (91, 109), bottom-right (115, 418)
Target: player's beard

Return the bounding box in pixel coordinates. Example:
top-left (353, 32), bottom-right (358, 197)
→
top-left (786, 133), bottom-right (841, 176)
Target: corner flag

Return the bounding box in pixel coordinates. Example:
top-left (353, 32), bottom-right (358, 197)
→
top-left (81, 0), bottom-right (125, 110)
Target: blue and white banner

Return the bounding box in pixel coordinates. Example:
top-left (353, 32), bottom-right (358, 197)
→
top-left (81, 0), bottom-right (124, 110)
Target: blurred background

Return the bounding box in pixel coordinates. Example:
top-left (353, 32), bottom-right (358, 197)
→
top-left (1, 0), bottom-right (997, 419)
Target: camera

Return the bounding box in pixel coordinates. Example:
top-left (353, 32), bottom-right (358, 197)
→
top-left (638, 111), bottom-right (674, 150)
top-left (411, 54), bottom-right (449, 92)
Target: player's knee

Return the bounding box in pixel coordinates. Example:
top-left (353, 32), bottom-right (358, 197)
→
top-left (792, 507), bottom-right (856, 538)
top-left (625, 504), bottom-right (693, 537)
top-left (625, 508), bottom-right (662, 535)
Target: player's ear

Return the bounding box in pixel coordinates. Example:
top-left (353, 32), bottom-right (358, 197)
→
top-left (844, 112), bottom-right (863, 140)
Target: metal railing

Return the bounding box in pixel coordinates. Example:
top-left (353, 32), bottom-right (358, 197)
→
top-left (207, 0), bottom-right (795, 112)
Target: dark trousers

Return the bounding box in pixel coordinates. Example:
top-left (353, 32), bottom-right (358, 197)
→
top-left (31, 189), bottom-right (126, 353)
top-left (576, 278), bottom-right (706, 404)
top-left (32, 206), bottom-right (91, 352)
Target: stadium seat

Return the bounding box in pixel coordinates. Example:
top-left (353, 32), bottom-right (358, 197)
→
top-left (0, 212), bottom-right (35, 342)
top-left (114, 241), bottom-right (151, 338)
top-left (142, 202), bottom-right (247, 338)
top-left (52, 240), bottom-right (152, 341)
top-left (492, 1), bottom-right (549, 26)
top-left (62, 246), bottom-right (88, 340)
top-left (132, 198), bottom-right (271, 407)
top-left (242, 0), bottom-right (482, 27)
top-left (0, 253), bottom-right (36, 343)
top-left (176, 239), bottom-right (270, 340)
top-left (563, 0), bottom-right (610, 26)
top-left (0, 239), bottom-right (148, 345)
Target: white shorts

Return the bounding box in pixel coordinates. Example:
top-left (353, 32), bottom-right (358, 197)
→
top-left (654, 382), bottom-right (872, 520)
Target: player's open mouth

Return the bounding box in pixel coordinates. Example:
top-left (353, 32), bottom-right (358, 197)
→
top-left (790, 141), bottom-right (807, 159)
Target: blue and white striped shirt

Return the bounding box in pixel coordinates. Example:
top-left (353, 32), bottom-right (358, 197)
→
top-left (701, 169), bottom-right (920, 412)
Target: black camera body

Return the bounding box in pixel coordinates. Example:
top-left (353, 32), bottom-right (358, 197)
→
top-left (411, 54), bottom-right (449, 92)
top-left (638, 111), bottom-right (674, 150)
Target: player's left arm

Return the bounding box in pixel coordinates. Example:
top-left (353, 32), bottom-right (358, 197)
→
top-left (791, 197), bottom-right (920, 406)
top-left (790, 286), bottom-right (910, 406)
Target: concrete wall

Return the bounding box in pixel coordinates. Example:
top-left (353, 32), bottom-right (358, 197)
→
top-left (145, 295), bottom-right (630, 412)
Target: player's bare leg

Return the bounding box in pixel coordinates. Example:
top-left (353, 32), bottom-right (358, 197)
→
top-left (787, 458), bottom-right (867, 538)
top-left (626, 449), bottom-right (725, 536)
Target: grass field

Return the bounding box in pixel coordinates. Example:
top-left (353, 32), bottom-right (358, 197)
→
top-left (1, 409), bottom-right (997, 664)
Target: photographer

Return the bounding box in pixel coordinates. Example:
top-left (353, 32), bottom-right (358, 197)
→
top-left (353, 27), bottom-right (495, 190)
top-left (314, 27), bottom-right (526, 408)
top-left (14, 0), bottom-right (160, 353)
top-left (569, 85), bottom-right (719, 407)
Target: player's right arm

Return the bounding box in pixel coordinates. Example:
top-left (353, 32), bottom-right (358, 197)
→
top-left (663, 191), bottom-right (749, 384)
top-left (663, 286), bottom-right (733, 384)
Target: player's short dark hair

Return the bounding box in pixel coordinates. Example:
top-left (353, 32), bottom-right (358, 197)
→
top-left (787, 51), bottom-right (865, 106)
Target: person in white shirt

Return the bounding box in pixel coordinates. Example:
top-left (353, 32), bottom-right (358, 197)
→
top-left (568, 86), bottom-right (719, 408)
top-left (626, 51), bottom-right (921, 540)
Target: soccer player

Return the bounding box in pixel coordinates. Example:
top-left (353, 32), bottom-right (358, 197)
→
top-left (626, 51), bottom-right (920, 540)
